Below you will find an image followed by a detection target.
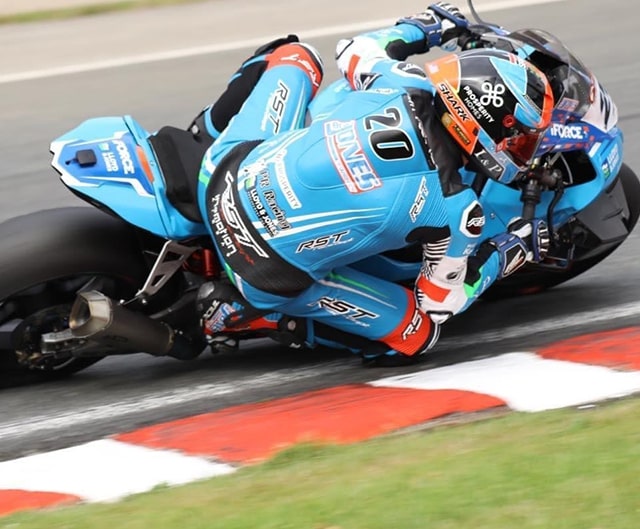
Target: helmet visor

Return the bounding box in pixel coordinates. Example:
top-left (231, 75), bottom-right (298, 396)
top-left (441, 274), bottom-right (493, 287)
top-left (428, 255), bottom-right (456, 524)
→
top-left (498, 124), bottom-right (546, 166)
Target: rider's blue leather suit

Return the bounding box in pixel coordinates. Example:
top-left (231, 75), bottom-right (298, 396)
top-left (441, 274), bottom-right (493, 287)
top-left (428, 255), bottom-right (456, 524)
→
top-left (196, 24), bottom-right (504, 356)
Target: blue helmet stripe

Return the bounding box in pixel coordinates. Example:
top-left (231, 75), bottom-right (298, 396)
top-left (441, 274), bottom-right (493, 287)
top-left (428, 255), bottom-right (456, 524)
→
top-left (489, 57), bottom-right (541, 127)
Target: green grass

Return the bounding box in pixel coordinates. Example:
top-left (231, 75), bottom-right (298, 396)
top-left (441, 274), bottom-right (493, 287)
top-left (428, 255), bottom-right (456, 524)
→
top-left (0, 0), bottom-right (206, 25)
top-left (3, 397), bottom-right (640, 528)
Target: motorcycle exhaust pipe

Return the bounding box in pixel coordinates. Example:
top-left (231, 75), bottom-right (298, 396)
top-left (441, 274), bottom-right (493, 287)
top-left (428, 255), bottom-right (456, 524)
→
top-left (68, 290), bottom-right (197, 359)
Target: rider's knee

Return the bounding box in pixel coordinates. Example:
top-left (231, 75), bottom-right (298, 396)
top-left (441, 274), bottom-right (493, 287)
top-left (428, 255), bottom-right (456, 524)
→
top-left (380, 307), bottom-right (441, 357)
top-left (362, 315), bottom-right (440, 367)
top-left (265, 42), bottom-right (324, 96)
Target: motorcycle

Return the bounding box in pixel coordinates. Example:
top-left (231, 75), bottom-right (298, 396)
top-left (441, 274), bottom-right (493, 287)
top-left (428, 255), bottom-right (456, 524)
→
top-left (1, 2), bottom-right (638, 387)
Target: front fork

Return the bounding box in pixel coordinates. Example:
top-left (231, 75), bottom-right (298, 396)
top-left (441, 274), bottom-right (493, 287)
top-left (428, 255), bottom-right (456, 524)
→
top-left (519, 157), bottom-right (564, 222)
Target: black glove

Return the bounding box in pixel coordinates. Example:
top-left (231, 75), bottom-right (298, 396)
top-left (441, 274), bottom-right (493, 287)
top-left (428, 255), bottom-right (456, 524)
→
top-left (489, 218), bottom-right (550, 278)
top-left (398, 2), bottom-right (469, 51)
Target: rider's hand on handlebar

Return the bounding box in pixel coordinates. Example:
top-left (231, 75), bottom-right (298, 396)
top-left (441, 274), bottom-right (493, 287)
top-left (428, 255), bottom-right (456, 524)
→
top-left (509, 218), bottom-right (550, 263)
top-left (398, 2), bottom-right (469, 51)
top-left (489, 218), bottom-right (550, 278)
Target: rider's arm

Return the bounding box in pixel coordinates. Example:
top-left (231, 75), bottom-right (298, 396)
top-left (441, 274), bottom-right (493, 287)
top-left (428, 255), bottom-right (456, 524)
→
top-left (411, 189), bottom-right (487, 324)
top-left (335, 2), bottom-right (468, 91)
top-left (411, 103), bottom-right (550, 323)
top-left (414, 216), bottom-right (550, 323)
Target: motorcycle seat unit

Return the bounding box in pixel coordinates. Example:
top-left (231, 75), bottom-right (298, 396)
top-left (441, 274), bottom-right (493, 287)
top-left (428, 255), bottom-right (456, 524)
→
top-left (50, 116), bottom-right (210, 240)
top-left (148, 126), bottom-right (211, 224)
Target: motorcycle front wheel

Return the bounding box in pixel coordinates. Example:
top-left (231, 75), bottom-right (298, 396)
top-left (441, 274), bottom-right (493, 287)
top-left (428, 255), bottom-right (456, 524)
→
top-left (0, 207), bottom-right (149, 388)
top-left (482, 163), bottom-right (640, 300)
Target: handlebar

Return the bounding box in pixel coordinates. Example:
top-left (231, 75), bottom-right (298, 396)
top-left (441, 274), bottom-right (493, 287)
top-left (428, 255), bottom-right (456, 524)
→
top-left (520, 180), bottom-right (542, 221)
top-left (519, 166), bottom-right (563, 235)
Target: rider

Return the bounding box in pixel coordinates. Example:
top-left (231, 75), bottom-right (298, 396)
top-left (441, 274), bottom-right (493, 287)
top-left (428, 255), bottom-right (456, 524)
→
top-left (191, 2), bottom-right (552, 365)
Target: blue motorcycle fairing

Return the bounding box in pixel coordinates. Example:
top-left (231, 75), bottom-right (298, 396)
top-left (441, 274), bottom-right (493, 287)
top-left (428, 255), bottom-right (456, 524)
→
top-left (537, 119), bottom-right (621, 158)
top-left (465, 132), bottom-right (622, 241)
top-left (584, 130), bottom-right (623, 181)
top-left (50, 116), bottom-right (208, 240)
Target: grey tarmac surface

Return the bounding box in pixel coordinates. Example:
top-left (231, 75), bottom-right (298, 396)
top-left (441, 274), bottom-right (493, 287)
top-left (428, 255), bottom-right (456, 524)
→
top-left (0, 0), bottom-right (639, 459)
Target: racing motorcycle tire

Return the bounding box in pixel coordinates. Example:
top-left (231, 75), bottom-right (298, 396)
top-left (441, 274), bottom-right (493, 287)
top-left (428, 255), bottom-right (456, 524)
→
top-left (0, 207), bottom-right (149, 388)
top-left (482, 163), bottom-right (640, 301)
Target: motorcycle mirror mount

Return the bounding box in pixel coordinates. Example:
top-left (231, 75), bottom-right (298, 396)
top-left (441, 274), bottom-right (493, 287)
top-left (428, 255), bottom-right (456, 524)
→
top-left (464, 0), bottom-right (510, 41)
top-left (466, 0), bottom-right (483, 24)
top-left (466, 0), bottom-right (499, 27)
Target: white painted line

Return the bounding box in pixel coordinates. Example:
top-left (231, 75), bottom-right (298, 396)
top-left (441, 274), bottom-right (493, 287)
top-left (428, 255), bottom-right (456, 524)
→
top-left (0, 0), bottom-right (564, 85)
top-left (0, 439), bottom-right (234, 502)
top-left (371, 352), bottom-right (640, 412)
top-left (436, 299), bottom-right (640, 350)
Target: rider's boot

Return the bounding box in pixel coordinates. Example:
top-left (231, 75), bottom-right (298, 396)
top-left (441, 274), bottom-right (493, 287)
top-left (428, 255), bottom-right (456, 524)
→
top-left (309, 319), bottom-right (440, 367)
top-left (359, 323), bottom-right (441, 367)
top-left (359, 344), bottom-right (433, 367)
top-left (195, 280), bottom-right (306, 351)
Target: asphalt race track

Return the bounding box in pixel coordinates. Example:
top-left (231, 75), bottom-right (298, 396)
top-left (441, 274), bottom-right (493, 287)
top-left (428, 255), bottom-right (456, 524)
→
top-left (1, 0), bottom-right (639, 461)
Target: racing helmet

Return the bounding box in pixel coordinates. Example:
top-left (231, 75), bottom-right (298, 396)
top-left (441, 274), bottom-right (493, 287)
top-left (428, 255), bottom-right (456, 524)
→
top-left (425, 48), bottom-right (554, 184)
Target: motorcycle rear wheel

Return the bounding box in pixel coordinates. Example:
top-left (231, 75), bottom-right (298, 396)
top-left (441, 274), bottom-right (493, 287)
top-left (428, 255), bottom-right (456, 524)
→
top-left (0, 207), bottom-right (149, 388)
